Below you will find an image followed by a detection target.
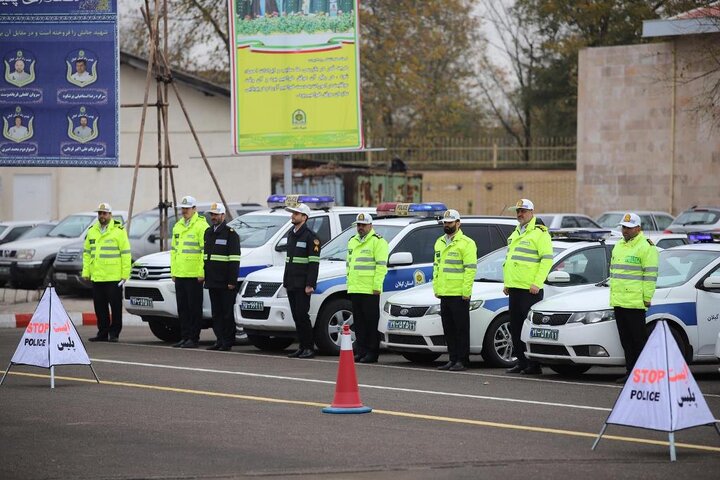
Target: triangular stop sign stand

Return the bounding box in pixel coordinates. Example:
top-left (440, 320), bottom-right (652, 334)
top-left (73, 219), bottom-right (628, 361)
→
top-left (592, 321), bottom-right (720, 461)
top-left (0, 286), bottom-right (99, 388)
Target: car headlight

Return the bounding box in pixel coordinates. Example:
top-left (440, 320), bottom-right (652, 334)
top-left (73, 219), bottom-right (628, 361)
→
top-left (277, 287), bottom-right (288, 298)
top-left (17, 249), bottom-right (35, 260)
top-left (383, 302), bottom-right (391, 313)
top-left (469, 300), bottom-right (484, 311)
top-left (426, 304), bottom-right (441, 315)
top-left (567, 309), bottom-right (615, 325)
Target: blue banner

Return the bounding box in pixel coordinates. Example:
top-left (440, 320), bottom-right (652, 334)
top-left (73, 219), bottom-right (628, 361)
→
top-left (0, 0), bottom-right (118, 166)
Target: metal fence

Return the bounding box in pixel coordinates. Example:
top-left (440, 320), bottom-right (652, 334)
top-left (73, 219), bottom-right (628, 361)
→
top-left (308, 136), bottom-right (577, 170)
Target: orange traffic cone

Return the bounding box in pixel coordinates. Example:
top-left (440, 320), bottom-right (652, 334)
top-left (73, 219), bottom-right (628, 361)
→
top-left (322, 324), bottom-right (372, 414)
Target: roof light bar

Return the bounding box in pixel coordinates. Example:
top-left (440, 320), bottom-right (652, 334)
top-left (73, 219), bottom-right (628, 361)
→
top-left (375, 202), bottom-right (448, 218)
top-left (267, 194), bottom-right (335, 210)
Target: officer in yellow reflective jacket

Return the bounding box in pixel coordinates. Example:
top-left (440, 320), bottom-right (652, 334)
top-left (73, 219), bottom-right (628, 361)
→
top-left (347, 213), bottom-right (388, 363)
top-left (433, 209), bottom-right (477, 372)
top-left (610, 212), bottom-right (659, 383)
top-left (503, 199), bottom-right (553, 375)
top-left (170, 195), bottom-right (209, 348)
top-left (82, 202), bottom-right (131, 342)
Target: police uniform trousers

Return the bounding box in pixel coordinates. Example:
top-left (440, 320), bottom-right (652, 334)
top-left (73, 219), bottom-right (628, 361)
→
top-left (613, 307), bottom-right (648, 374)
top-left (508, 288), bottom-right (543, 369)
top-left (175, 277), bottom-right (204, 342)
top-left (287, 288), bottom-right (313, 350)
top-left (209, 288), bottom-right (237, 347)
top-left (440, 296), bottom-right (470, 364)
top-left (351, 293), bottom-right (380, 359)
top-left (92, 281), bottom-right (123, 339)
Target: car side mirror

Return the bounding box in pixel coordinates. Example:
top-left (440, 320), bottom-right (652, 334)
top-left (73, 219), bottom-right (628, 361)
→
top-left (388, 252), bottom-right (413, 267)
top-left (275, 238), bottom-right (288, 252)
top-left (702, 276), bottom-right (720, 290)
top-left (148, 233), bottom-right (158, 243)
top-left (546, 271), bottom-right (571, 284)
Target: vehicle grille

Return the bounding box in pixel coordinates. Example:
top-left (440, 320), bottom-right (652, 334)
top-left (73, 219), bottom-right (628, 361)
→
top-left (124, 287), bottom-right (164, 301)
top-left (387, 334), bottom-right (427, 346)
top-left (243, 281), bottom-right (281, 298)
top-left (390, 305), bottom-right (430, 317)
top-left (130, 265), bottom-right (172, 280)
top-left (528, 344), bottom-right (570, 356)
top-left (1, 249), bottom-right (17, 258)
top-left (532, 312), bottom-right (572, 326)
top-left (240, 308), bottom-right (270, 320)
top-left (56, 251), bottom-right (80, 262)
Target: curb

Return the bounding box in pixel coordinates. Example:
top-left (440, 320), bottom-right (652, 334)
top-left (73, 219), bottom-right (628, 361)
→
top-left (0, 312), bottom-right (144, 329)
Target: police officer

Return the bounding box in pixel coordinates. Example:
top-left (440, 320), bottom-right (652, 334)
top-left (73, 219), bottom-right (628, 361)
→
top-left (503, 199), bottom-right (553, 375)
top-left (347, 213), bottom-right (388, 363)
top-left (610, 212), bottom-right (658, 383)
top-left (283, 203), bottom-right (320, 359)
top-left (203, 203), bottom-right (241, 351)
top-left (171, 196), bottom-right (209, 349)
top-left (433, 209), bottom-right (477, 372)
top-left (83, 202), bottom-right (131, 342)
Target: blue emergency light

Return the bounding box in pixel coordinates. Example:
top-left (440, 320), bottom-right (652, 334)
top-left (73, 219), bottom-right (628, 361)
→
top-left (376, 202), bottom-right (448, 218)
top-left (267, 194), bottom-right (335, 210)
top-left (688, 232), bottom-right (714, 243)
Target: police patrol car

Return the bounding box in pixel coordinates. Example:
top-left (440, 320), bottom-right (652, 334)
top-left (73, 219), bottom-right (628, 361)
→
top-left (123, 195), bottom-right (372, 342)
top-left (236, 203), bottom-right (518, 354)
top-left (521, 242), bottom-right (720, 376)
top-left (380, 230), bottom-right (623, 366)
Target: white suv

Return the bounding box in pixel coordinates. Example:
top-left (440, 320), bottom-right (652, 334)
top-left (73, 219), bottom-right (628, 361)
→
top-left (123, 195), bottom-right (373, 343)
top-left (236, 202), bottom-right (518, 355)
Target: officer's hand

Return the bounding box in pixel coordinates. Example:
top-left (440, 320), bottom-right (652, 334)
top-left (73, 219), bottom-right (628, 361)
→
top-left (305, 286), bottom-right (314, 295)
top-left (171, 276), bottom-right (175, 283)
top-left (82, 276), bottom-right (89, 281)
top-left (198, 277), bottom-right (204, 284)
top-left (529, 285), bottom-right (540, 294)
top-left (644, 301), bottom-right (651, 308)
top-left (502, 287), bottom-right (509, 296)
top-left (373, 290), bottom-right (380, 295)
top-left (462, 296), bottom-right (470, 301)
top-left (228, 284), bottom-right (235, 290)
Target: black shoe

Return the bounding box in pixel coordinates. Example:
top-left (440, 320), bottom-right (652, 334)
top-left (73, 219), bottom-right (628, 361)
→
top-left (172, 339), bottom-right (187, 348)
top-left (88, 336), bottom-right (108, 342)
top-left (219, 346), bottom-right (231, 352)
top-left (449, 362), bottom-right (466, 372)
top-left (505, 365), bottom-right (524, 374)
top-left (108, 337), bottom-right (119, 343)
top-left (287, 348), bottom-right (303, 358)
top-left (181, 340), bottom-right (198, 349)
top-left (615, 374), bottom-right (630, 384)
top-left (353, 353), bottom-right (364, 362)
top-left (298, 349), bottom-right (315, 359)
top-left (437, 361), bottom-right (454, 370)
top-left (359, 355), bottom-right (378, 364)
top-left (522, 366), bottom-right (542, 375)
top-left (206, 344), bottom-right (221, 351)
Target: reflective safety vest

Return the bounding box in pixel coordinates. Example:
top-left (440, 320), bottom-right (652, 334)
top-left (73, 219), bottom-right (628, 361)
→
top-left (433, 229), bottom-right (477, 297)
top-left (346, 229), bottom-right (389, 294)
top-left (171, 213), bottom-right (209, 278)
top-left (82, 219), bottom-right (131, 282)
top-left (610, 232), bottom-right (658, 310)
top-left (503, 217), bottom-right (553, 290)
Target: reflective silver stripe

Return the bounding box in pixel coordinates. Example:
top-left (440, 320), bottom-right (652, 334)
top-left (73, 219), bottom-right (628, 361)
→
top-left (209, 255), bottom-right (230, 261)
top-left (184, 241), bottom-right (200, 246)
top-left (181, 249), bottom-right (202, 254)
top-left (445, 259), bottom-right (463, 265)
top-left (515, 247), bottom-right (538, 255)
top-left (354, 265), bottom-right (375, 270)
top-left (511, 255), bottom-right (540, 263)
top-left (100, 246), bottom-right (118, 251)
top-left (610, 264), bottom-right (643, 271)
top-left (464, 264), bottom-right (477, 269)
top-left (442, 267), bottom-right (464, 273)
top-left (611, 273), bottom-right (642, 280)
top-left (99, 253), bottom-right (120, 258)
top-left (541, 255), bottom-right (553, 260)
top-left (228, 255), bottom-right (241, 261)
top-left (643, 267), bottom-right (658, 272)
top-left (355, 257), bottom-right (375, 262)
top-left (376, 261), bottom-right (387, 265)
top-left (642, 276), bottom-right (657, 281)
top-left (83, 249), bottom-right (91, 253)
top-left (120, 250), bottom-right (131, 254)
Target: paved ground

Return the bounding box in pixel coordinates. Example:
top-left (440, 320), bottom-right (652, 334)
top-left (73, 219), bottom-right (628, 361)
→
top-left (1, 324), bottom-right (719, 479)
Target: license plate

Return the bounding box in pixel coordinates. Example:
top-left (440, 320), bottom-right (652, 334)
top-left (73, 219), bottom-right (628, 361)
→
top-left (0, 266), bottom-right (9, 276)
top-left (130, 297), bottom-right (153, 308)
top-left (387, 319), bottom-right (416, 331)
top-left (241, 300), bottom-right (264, 311)
top-left (530, 327), bottom-right (559, 341)
top-left (55, 272), bottom-right (68, 281)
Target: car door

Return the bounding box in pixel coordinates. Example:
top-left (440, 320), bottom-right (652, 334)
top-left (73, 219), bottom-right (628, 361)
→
top-left (695, 261), bottom-right (720, 356)
top-left (544, 246), bottom-right (609, 298)
top-left (384, 226), bottom-right (441, 299)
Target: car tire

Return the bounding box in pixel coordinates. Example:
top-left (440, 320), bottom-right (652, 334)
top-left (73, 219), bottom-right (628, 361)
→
top-left (481, 314), bottom-right (516, 368)
top-left (247, 334), bottom-right (294, 351)
top-left (314, 298), bottom-right (354, 355)
top-left (400, 352), bottom-right (441, 364)
top-left (548, 364), bottom-right (592, 377)
top-left (147, 317), bottom-right (182, 343)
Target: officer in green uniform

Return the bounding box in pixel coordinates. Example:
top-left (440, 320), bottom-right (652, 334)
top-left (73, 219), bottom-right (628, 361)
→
top-left (347, 213), bottom-right (388, 363)
top-left (83, 202), bottom-right (131, 342)
top-left (503, 199), bottom-right (553, 375)
top-left (610, 212), bottom-right (659, 383)
top-left (433, 209), bottom-right (477, 372)
top-left (171, 195), bottom-right (209, 349)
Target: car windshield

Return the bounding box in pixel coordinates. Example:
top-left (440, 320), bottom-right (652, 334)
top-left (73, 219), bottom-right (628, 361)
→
top-left (475, 246), bottom-right (564, 281)
top-left (596, 213), bottom-right (623, 228)
top-left (128, 212), bottom-right (160, 239)
top-left (17, 223), bottom-right (54, 240)
top-left (48, 215), bottom-right (95, 238)
top-left (320, 225), bottom-right (404, 261)
top-left (0, 226), bottom-right (6, 236)
top-left (227, 214), bottom-right (289, 248)
top-left (656, 249), bottom-right (720, 288)
top-left (537, 215), bottom-right (554, 226)
top-left (673, 210), bottom-right (720, 226)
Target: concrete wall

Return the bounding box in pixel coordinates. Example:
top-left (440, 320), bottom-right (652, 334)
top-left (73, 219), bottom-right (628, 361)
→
top-left (0, 63), bottom-right (271, 221)
top-left (577, 35), bottom-right (720, 217)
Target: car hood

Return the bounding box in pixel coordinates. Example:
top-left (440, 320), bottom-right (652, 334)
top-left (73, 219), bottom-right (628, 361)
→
top-left (1, 236), bottom-right (82, 254)
top-left (532, 285), bottom-right (610, 313)
top-left (132, 250), bottom-right (171, 266)
top-left (386, 281), bottom-right (506, 307)
top-left (244, 265), bottom-right (285, 282)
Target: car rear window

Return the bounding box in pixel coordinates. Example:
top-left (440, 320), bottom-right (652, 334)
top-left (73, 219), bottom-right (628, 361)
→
top-left (673, 210), bottom-right (720, 226)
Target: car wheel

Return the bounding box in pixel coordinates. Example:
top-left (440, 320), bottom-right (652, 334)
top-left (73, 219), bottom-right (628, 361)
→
top-left (482, 314), bottom-right (516, 368)
top-left (247, 334), bottom-right (294, 351)
top-left (548, 364), bottom-right (592, 377)
top-left (314, 298), bottom-right (355, 355)
top-left (146, 317), bottom-right (181, 343)
top-left (400, 352), bottom-right (441, 364)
